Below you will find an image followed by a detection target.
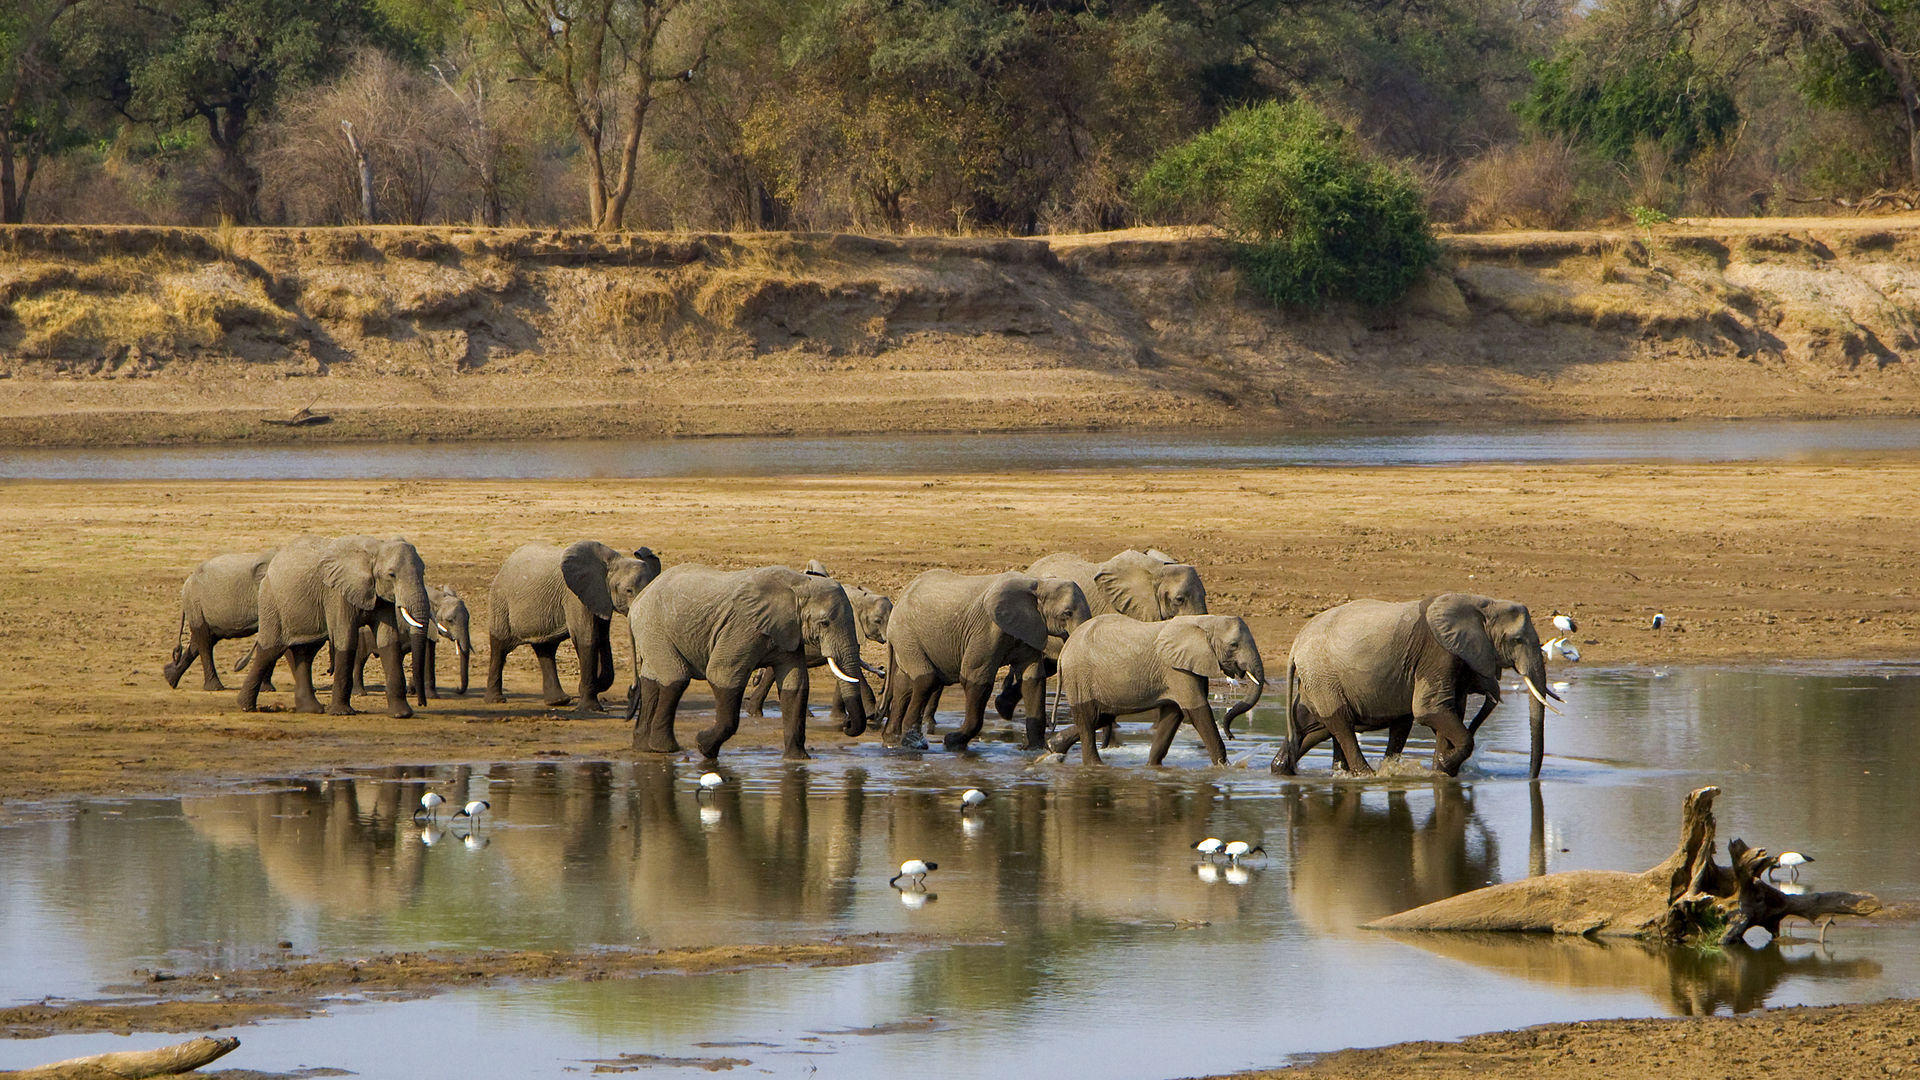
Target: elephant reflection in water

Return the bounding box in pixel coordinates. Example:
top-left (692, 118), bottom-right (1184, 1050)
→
top-left (1285, 783), bottom-right (1499, 936)
top-left (182, 767), bottom-right (441, 913)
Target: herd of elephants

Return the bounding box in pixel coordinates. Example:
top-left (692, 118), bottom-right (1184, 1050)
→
top-left (164, 537), bottom-right (1567, 777)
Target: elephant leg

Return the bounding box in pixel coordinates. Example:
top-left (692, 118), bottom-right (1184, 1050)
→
top-left (743, 667), bottom-right (774, 718)
top-left (192, 626), bottom-right (223, 691)
top-left (1423, 710), bottom-right (1474, 776)
top-left (531, 640), bottom-right (571, 707)
top-left (921, 684), bottom-right (945, 732)
top-left (1146, 703), bottom-right (1184, 765)
top-left (571, 620), bottom-right (607, 714)
top-left (238, 638), bottom-right (290, 712)
top-left (1019, 660), bottom-right (1051, 751)
top-left (422, 640), bottom-right (438, 701)
top-left (696, 684), bottom-right (745, 761)
top-left (258, 651), bottom-right (278, 694)
top-left (1100, 718), bottom-right (1122, 748)
top-left (1186, 706), bottom-right (1228, 766)
top-left (942, 679), bottom-right (995, 752)
top-left (327, 631), bottom-right (359, 716)
top-left (352, 640), bottom-right (371, 695)
top-left (775, 665), bottom-right (811, 761)
top-left (1322, 708), bottom-right (1373, 776)
top-left (994, 663), bottom-right (1024, 721)
top-left (1464, 695), bottom-right (1498, 737)
top-left (287, 642), bottom-right (324, 713)
top-left (484, 636), bottom-right (513, 703)
top-left (632, 677), bottom-right (687, 754)
top-left (895, 675), bottom-right (941, 749)
top-left (1069, 702), bottom-right (1103, 764)
top-left (1383, 716), bottom-right (1414, 759)
top-left (379, 628), bottom-right (413, 720)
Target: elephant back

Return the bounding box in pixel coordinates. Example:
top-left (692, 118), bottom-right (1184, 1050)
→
top-left (1290, 598), bottom-right (1424, 719)
top-left (489, 543), bottom-right (572, 643)
top-left (1057, 613), bottom-right (1161, 708)
top-left (185, 550), bottom-right (275, 636)
top-left (888, 569), bottom-right (1002, 679)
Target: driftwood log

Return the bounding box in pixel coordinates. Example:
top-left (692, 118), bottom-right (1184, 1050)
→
top-left (0, 1036), bottom-right (238, 1080)
top-left (1366, 787), bottom-right (1880, 944)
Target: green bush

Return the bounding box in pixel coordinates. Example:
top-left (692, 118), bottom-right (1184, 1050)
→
top-left (1135, 101), bottom-right (1436, 308)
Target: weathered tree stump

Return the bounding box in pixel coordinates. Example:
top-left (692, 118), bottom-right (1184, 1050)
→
top-left (0, 1035), bottom-right (238, 1079)
top-left (1366, 787), bottom-right (1880, 944)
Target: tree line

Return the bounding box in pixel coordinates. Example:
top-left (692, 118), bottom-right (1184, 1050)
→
top-left (2, 0), bottom-right (1917, 232)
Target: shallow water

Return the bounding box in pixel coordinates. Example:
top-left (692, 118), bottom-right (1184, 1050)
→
top-left (3, 662), bottom-right (1918, 1078)
top-left (6, 418), bottom-right (1920, 479)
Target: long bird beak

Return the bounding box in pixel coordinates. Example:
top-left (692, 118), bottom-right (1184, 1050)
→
top-left (825, 657), bottom-right (863, 684)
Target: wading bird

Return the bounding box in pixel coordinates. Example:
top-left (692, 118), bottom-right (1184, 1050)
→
top-left (1193, 837), bottom-right (1224, 860)
top-left (1223, 840), bottom-right (1266, 864)
top-left (414, 792), bottom-right (445, 821)
top-left (961, 788), bottom-right (986, 812)
top-left (890, 859), bottom-right (938, 888)
top-left (1771, 851), bottom-right (1814, 881)
top-left (1651, 613), bottom-right (1666, 629)
top-left (1543, 637), bottom-right (1581, 662)
top-left (452, 799), bottom-right (489, 822)
top-left (698, 772), bottom-right (723, 792)
top-left (1552, 611), bottom-right (1578, 635)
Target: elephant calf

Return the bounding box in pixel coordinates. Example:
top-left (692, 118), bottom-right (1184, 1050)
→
top-left (352, 583), bottom-right (472, 700)
top-left (627, 564), bottom-right (868, 761)
top-left (1273, 593), bottom-right (1563, 779)
top-left (883, 570), bottom-right (1090, 752)
top-left (1055, 614), bottom-right (1265, 766)
top-left (487, 541), bottom-right (660, 713)
top-left (744, 561), bottom-right (890, 723)
top-left (164, 549), bottom-right (276, 692)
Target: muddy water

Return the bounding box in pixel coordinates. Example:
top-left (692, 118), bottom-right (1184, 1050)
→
top-left (3, 663), bottom-right (1918, 1078)
top-left (6, 418), bottom-right (1920, 479)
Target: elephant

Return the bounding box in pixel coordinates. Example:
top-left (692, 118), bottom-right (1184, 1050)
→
top-left (352, 583), bottom-right (472, 699)
top-left (626, 564), bottom-right (868, 762)
top-left (1053, 614), bottom-right (1265, 766)
top-left (1270, 593), bottom-right (1563, 779)
top-left (881, 570), bottom-right (1091, 752)
top-left (744, 561), bottom-right (890, 723)
top-left (164, 549), bottom-right (277, 692)
top-left (236, 536), bottom-right (434, 719)
top-left (996, 549), bottom-right (1208, 733)
top-left (486, 542), bottom-right (660, 713)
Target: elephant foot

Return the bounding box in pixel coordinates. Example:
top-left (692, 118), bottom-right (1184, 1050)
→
top-left (782, 746), bottom-right (812, 761)
top-left (941, 732), bottom-right (975, 752)
top-left (993, 691), bottom-right (1019, 722)
top-left (201, 677), bottom-right (228, 693)
top-left (576, 698), bottom-right (605, 717)
top-left (483, 690), bottom-right (507, 704)
top-left (632, 738), bottom-right (681, 755)
top-left (746, 707), bottom-right (765, 719)
top-left (896, 729), bottom-right (929, 751)
top-left (544, 694), bottom-right (574, 708)
top-left (388, 703), bottom-right (415, 720)
top-left (694, 732), bottom-right (727, 760)
top-left (328, 703), bottom-right (359, 716)
top-left (260, 681), bottom-right (277, 693)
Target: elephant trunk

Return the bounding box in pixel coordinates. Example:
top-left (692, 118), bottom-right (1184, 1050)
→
top-left (410, 627), bottom-right (429, 706)
top-left (1220, 656), bottom-right (1266, 736)
top-left (455, 639), bottom-right (470, 695)
top-left (830, 647), bottom-right (869, 737)
top-left (1517, 648), bottom-right (1551, 778)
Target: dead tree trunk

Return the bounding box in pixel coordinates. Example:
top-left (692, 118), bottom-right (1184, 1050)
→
top-left (1, 1035), bottom-right (239, 1079)
top-left (1367, 787), bottom-right (1880, 944)
top-left (340, 120), bottom-right (375, 224)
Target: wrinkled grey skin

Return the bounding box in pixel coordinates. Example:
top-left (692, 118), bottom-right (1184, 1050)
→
top-left (352, 584), bottom-right (472, 700)
top-left (1271, 593), bottom-right (1561, 778)
top-left (627, 564), bottom-right (867, 762)
top-left (164, 549), bottom-right (277, 692)
top-left (882, 570), bottom-right (1090, 752)
top-left (744, 562), bottom-right (890, 723)
top-left (997, 549), bottom-right (1208, 733)
top-left (237, 536), bottom-right (433, 719)
top-left (486, 542), bottom-right (660, 714)
top-left (1052, 614), bottom-right (1264, 766)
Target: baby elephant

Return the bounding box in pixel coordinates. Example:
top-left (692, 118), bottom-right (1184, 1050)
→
top-left (1055, 614), bottom-right (1266, 765)
top-left (164, 550), bottom-right (276, 692)
top-left (744, 562), bottom-right (890, 723)
top-left (351, 584), bottom-right (472, 700)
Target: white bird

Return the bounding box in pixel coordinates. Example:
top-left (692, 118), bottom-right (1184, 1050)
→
top-left (452, 799), bottom-right (489, 821)
top-left (961, 788), bottom-right (986, 811)
top-left (1551, 680), bottom-right (1572, 693)
top-left (1223, 840), bottom-right (1266, 863)
top-left (415, 792), bottom-right (445, 820)
top-left (1193, 837), bottom-right (1224, 860)
top-left (698, 772), bottom-right (723, 791)
top-left (1552, 611), bottom-right (1577, 635)
top-left (1543, 637), bottom-right (1581, 662)
top-left (889, 859), bottom-right (937, 888)
top-left (1770, 851), bottom-right (1814, 881)
top-left (1651, 613), bottom-right (1666, 629)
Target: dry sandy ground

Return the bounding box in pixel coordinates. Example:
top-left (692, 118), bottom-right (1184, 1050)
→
top-left (2, 462), bottom-right (1917, 1080)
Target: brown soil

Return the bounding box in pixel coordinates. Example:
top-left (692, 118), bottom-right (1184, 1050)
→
top-left (2, 219), bottom-right (1919, 447)
top-left (0, 942), bottom-right (895, 1038)
top-left (1233, 997), bottom-right (1920, 1078)
top-left (1, 463), bottom-right (1915, 804)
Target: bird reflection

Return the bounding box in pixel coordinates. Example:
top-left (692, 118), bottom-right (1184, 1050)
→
top-left (418, 825), bottom-right (444, 847)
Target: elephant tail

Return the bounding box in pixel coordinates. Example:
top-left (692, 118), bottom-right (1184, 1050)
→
top-left (170, 609), bottom-right (187, 663)
top-left (233, 642), bottom-right (256, 673)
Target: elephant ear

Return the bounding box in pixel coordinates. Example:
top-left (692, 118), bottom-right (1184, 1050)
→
top-left (1156, 621), bottom-right (1225, 678)
top-left (1093, 554), bottom-right (1157, 619)
top-left (992, 580), bottom-right (1049, 653)
top-left (249, 552), bottom-right (274, 587)
top-left (1426, 593), bottom-right (1501, 683)
top-left (803, 559), bottom-right (831, 577)
top-left (561, 541), bottom-right (617, 619)
top-left (319, 542), bottom-right (378, 611)
top-left (738, 573), bottom-right (805, 654)
top-left (1144, 548), bottom-right (1178, 564)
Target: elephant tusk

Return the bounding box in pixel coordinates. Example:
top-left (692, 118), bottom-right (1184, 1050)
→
top-left (400, 606), bottom-right (426, 630)
top-left (455, 643), bottom-right (466, 655)
top-left (825, 656), bottom-right (862, 684)
top-left (1523, 675), bottom-right (1564, 715)
top-left (434, 620), bottom-right (449, 635)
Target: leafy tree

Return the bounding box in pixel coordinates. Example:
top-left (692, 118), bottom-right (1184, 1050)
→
top-left (1136, 100), bottom-right (1436, 307)
top-left (0, 0), bottom-right (89, 222)
top-left (1752, 0), bottom-right (1920, 184)
top-left (1518, 42), bottom-right (1738, 167)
